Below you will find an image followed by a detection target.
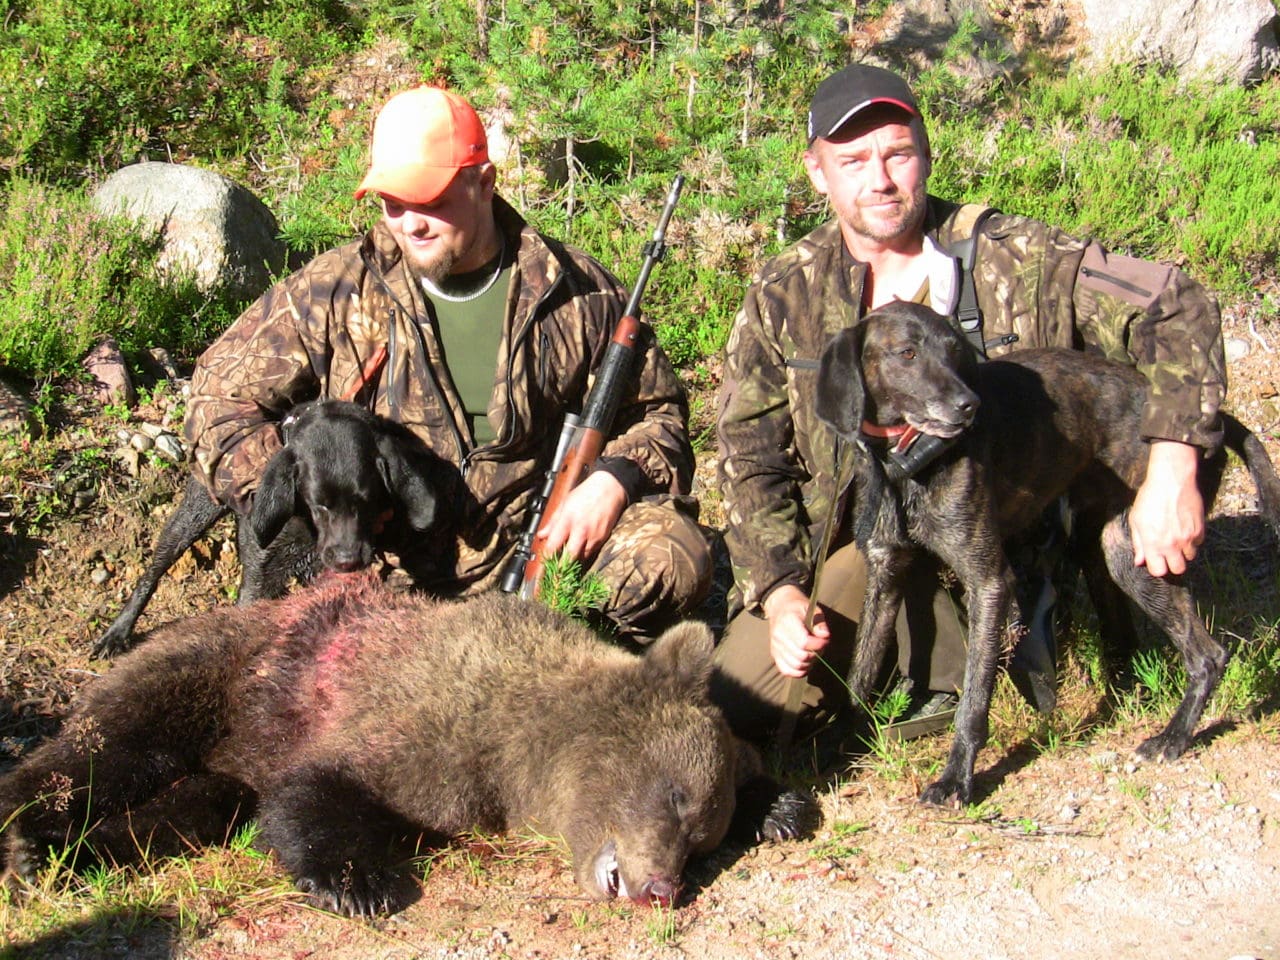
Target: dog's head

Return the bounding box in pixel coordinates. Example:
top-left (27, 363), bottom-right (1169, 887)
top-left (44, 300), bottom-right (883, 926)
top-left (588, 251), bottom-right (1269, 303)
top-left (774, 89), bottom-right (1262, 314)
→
top-left (250, 400), bottom-right (442, 571)
top-left (816, 301), bottom-right (981, 441)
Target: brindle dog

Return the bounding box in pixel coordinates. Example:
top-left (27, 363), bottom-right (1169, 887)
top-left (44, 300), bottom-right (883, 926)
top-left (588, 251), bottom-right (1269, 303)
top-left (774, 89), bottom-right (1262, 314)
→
top-left (815, 301), bottom-right (1280, 805)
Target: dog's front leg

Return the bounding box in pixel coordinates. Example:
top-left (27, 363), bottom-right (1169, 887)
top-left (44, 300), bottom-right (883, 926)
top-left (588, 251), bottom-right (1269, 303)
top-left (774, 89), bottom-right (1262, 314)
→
top-left (920, 564), bottom-right (1013, 807)
top-left (847, 547), bottom-right (910, 708)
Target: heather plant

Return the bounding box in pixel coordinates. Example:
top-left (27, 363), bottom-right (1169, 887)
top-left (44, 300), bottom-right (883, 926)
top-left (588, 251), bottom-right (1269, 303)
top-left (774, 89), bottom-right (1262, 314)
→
top-left (0, 0), bottom-right (1277, 380)
top-left (0, 0), bottom-right (359, 183)
top-left (0, 177), bottom-right (233, 379)
top-left (924, 63), bottom-right (1280, 295)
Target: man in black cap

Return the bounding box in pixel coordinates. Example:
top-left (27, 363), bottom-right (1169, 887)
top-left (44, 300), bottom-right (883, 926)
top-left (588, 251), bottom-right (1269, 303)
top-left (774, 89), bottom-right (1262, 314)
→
top-left (711, 63), bottom-right (1226, 744)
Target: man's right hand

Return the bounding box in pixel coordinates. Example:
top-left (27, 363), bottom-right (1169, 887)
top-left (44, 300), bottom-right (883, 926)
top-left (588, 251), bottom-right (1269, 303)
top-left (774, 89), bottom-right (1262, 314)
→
top-left (763, 584), bottom-right (831, 678)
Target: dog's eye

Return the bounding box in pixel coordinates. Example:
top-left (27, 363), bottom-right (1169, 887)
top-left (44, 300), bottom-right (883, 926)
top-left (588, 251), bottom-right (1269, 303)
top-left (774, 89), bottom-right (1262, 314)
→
top-left (900, 347), bottom-right (917, 361)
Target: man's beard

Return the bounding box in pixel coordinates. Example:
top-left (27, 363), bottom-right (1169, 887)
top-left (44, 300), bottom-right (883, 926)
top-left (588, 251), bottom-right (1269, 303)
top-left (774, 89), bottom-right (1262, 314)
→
top-left (846, 184), bottom-right (927, 244)
top-left (405, 246), bottom-right (459, 285)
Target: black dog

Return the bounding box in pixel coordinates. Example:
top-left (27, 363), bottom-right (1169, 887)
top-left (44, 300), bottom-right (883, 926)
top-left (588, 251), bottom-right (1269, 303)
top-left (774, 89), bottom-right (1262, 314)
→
top-left (814, 301), bottom-right (1280, 805)
top-left (94, 400), bottom-right (448, 657)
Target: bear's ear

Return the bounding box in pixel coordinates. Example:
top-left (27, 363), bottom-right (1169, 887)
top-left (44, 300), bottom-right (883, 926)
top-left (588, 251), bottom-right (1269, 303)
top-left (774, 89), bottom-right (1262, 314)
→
top-left (644, 621), bottom-right (714, 693)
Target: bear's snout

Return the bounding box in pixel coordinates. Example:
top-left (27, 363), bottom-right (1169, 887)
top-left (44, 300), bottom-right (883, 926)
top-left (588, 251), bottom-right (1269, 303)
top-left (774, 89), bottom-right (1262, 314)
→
top-left (638, 875), bottom-right (681, 908)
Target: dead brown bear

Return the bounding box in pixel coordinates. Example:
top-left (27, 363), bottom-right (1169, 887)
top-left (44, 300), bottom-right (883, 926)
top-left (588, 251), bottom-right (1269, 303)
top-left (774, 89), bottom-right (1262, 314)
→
top-left (0, 573), bottom-right (809, 916)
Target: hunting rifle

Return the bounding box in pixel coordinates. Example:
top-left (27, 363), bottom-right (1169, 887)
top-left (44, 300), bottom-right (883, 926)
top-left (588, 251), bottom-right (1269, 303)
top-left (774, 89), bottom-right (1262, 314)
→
top-left (500, 174), bottom-right (685, 600)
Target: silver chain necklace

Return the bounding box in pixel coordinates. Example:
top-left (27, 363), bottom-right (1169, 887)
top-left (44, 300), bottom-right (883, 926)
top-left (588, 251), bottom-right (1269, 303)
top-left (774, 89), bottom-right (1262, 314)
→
top-left (421, 236), bottom-right (506, 303)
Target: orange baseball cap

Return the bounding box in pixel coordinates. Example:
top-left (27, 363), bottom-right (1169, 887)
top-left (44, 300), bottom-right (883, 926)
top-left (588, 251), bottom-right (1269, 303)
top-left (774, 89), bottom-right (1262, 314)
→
top-left (354, 86), bottom-right (489, 204)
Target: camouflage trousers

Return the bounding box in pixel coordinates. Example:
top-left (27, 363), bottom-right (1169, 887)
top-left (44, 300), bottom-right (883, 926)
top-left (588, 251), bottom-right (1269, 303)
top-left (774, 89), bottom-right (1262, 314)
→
top-left (386, 495), bottom-right (710, 642)
top-left (586, 495), bottom-right (713, 641)
top-left (709, 539), bottom-right (967, 742)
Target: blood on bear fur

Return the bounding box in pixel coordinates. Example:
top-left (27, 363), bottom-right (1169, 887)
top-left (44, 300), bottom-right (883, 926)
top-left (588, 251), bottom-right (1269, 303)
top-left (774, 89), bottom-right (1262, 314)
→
top-left (0, 573), bottom-right (809, 916)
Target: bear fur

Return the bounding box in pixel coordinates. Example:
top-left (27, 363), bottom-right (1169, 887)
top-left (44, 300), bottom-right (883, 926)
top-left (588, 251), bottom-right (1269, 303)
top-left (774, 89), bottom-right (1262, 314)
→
top-left (0, 573), bottom-right (807, 916)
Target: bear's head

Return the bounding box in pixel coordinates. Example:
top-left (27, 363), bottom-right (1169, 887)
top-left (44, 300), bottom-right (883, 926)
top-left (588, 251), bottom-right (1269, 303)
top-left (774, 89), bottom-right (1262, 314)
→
top-left (552, 620), bottom-right (739, 908)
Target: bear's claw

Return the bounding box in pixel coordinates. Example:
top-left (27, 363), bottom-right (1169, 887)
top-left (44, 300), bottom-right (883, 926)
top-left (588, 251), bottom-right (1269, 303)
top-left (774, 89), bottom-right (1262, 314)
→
top-left (295, 863), bottom-right (403, 918)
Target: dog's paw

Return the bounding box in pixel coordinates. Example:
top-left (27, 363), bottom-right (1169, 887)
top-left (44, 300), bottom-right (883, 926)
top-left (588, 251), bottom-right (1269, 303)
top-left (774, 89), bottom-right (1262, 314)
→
top-left (91, 625), bottom-right (136, 659)
top-left (759, 788), bottom-right (820, 842)
top-left (920, 774), bottom-right (972, 808)
top-left (1134, 730), bottom-right (1191, 764)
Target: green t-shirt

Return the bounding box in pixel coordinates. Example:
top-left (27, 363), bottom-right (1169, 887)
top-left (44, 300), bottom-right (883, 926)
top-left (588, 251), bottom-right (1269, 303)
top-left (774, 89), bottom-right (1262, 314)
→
top-left (424, 253), bottom-right (512, 445)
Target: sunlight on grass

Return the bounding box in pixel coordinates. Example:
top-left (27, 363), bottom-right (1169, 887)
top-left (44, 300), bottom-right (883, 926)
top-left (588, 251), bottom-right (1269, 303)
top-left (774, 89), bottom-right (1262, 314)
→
top-left (0, 840), bottom-right (298, 949)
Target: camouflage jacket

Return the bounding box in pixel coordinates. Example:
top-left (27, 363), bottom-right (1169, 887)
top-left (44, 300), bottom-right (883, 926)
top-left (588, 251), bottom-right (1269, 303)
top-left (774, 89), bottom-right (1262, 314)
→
top-left (186, 195), bottom-right (694, 593)
top-left (717, 196), bottom-right (1226, 613)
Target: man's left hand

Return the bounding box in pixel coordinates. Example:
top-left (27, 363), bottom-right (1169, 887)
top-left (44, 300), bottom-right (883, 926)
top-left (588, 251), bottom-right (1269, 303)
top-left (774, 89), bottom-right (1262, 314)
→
top-left (536, 470), bottom-right (628, 563)
top-left (1130, 440), bottom-right (1204, 577)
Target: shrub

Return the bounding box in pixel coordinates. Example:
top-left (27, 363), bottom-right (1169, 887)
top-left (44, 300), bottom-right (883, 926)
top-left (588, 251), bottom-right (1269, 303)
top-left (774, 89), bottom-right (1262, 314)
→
top-left (0, 177), bottom-right (235, 379)
top-left (0, 0), bottom-right (359, 183)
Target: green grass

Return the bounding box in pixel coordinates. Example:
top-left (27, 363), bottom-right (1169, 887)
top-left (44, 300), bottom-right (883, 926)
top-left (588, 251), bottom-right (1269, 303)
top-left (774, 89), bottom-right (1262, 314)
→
top-left (645, 901), bottom-right (680, 948)
top-left (0, 177), bottom-right (240, 380)
top-left (809, 819), bottom-right (869, 860)
top-left (0, 3), bottom-right (1276, 388)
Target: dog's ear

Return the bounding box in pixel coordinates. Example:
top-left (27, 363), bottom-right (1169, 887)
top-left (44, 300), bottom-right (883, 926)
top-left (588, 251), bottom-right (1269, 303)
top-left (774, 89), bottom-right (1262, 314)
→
top-left (250, 447), bottom-right (300, 547)
top-left (376, 436), bottom-right (438, 532)
top-left (815, 326), bottom-right (867, 440)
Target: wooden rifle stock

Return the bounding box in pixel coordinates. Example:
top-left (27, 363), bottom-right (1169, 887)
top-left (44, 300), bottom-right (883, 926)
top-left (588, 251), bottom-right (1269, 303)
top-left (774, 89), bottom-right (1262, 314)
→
top-left (500, 175), bottom-right (684, 600)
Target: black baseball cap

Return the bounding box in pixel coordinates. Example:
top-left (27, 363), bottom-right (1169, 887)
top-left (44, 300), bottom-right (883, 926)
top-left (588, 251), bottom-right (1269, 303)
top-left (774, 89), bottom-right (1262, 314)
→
top-left (807, 64), bottom-right (920, 142)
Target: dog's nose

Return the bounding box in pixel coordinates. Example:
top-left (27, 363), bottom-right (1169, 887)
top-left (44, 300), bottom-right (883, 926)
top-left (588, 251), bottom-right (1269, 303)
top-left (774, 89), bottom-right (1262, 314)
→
top-left (325, 548), bottom-right (366, 572)
top-left (954, 392), bottom-right (980, 422)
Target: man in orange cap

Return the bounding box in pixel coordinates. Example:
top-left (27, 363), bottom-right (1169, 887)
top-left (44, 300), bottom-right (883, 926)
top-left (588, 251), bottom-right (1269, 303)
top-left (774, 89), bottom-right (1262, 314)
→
top-left (185, 86), bottom-right (710, 638)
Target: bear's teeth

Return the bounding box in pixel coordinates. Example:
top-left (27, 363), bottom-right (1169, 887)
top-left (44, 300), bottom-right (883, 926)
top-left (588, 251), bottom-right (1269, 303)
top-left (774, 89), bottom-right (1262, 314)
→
top-left (595, 842), bottom-right (622, 897)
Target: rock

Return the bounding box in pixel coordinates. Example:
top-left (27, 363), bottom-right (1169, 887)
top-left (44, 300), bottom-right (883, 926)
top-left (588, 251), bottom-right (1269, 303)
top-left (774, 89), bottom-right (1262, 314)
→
top-left (83, 338), bottom-right (136, 406)
top-left (854, 1), bottom-right (1012, 100)
top-left (92, 162), bottom-right (287, 301)
top-left (1224, 336), bottom-right (1250, 363)
top-left (129, 433), bottom-right (155, 453)
top-left (153, 433), bottom-right (185, 463)
top-left (116, 445), bottom-right (142, 478)
top-left (1081, 0), bottom-right (1280, 85)
top-left (0, 373), bottom-right (37, 439)
top-left (146, 347), bottom-right (181, 380)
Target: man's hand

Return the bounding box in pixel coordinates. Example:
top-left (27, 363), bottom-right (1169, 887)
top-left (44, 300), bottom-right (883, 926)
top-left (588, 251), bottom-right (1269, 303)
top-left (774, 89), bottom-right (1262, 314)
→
top-left (763, 584), bottom-right (831, 678)
top-left (1130, 440), bottom-right (1205, 577)
top-left (536, 470), bottom-right (628, 563)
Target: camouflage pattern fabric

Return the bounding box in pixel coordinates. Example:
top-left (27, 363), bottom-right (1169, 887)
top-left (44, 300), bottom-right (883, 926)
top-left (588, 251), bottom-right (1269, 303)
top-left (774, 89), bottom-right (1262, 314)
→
top-left (588, 496), bottom-right (712, 639)
top-left (717, 196), bottom-right (1226, 615)
top-left (186, 195), bottom-right (706, 629)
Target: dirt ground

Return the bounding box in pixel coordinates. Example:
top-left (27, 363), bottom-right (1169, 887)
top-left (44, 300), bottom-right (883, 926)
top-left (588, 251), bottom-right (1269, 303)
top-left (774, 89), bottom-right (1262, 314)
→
top-left (2, 304), bottom-right (1279, 959)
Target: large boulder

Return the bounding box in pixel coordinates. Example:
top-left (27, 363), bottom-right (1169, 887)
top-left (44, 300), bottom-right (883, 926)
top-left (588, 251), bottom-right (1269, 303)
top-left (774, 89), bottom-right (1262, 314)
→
top-left (1081, 0), bottom-right (1280, 84)
top-left (92, 162), bottom-right (287, 301)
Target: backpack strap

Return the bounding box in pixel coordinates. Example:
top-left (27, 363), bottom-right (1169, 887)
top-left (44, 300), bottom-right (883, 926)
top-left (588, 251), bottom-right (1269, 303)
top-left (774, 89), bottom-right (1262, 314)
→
top-left (946, 206), bottom-right (999, 358)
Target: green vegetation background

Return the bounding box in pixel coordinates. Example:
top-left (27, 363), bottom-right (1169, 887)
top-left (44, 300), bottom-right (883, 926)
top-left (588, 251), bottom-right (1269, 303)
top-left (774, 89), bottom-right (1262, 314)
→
top-left (1, 0), bottom-right (1278, 383)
